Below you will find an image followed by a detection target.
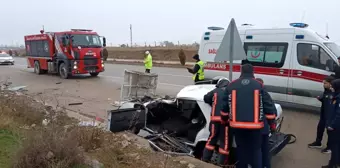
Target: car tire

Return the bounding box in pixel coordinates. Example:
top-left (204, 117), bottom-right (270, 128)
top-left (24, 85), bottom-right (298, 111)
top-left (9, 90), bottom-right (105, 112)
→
top-left (90, 72), bottom-right (99, 77)
top-left (59, 62), bottom-right (69, 79)
top-left (34, 61), bottom-right (42, 74)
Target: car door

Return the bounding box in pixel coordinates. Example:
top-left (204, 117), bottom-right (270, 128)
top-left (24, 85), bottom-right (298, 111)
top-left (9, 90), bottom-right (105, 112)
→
top-left (107, 107), bottom-right (146, 133)
top-left (289, 42), bottom-right (336, 107)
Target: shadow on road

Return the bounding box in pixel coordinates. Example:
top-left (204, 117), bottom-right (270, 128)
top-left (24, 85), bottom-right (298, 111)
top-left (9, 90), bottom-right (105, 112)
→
top-left (278, 101), bottom-right (319, 114)
top-left (26, 71), bottom-right (101, 80)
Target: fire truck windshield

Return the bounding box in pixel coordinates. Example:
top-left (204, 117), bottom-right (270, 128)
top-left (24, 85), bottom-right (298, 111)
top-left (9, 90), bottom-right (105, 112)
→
top-left (71, 34), bottom-right (102, 48)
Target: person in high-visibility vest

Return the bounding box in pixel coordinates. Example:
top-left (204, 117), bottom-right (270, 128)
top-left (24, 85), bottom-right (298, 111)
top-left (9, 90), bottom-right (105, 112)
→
top-left (187, 54), bottom-right (205, 82)
top-left (144, 51), bottom-right (153, 73)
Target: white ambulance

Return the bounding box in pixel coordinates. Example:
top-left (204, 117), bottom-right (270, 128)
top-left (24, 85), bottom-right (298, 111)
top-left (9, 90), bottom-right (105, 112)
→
top-left (199, 23), bottom-right (340, 108)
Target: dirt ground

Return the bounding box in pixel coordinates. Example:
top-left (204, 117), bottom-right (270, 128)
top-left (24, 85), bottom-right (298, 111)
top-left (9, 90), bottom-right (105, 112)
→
top-left (106, 47), bottom-right (198, 61)
top-left (16, 47), bottom-right (199, 62)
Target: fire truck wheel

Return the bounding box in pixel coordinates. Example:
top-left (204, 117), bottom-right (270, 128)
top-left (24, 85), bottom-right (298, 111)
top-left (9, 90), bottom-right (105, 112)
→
top-left (34, 61), bottom-right (42, 75)
top-left (59, 63), bottom-right (69, 79)
top-left (90, 72), bottom-right (99, 77)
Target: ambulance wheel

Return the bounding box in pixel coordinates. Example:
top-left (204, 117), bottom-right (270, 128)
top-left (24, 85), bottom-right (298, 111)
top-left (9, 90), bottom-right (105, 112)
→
top-left (59, 63), bottom-right (69, 79)
top-left (34, 61), bottom-right (42, 75)
top-left (90, 72), bottom-right (99, 77)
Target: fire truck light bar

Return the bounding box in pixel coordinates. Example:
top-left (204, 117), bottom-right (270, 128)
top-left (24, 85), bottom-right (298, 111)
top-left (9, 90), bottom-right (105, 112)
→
top-left (71, 29), bottom-right (93, 32)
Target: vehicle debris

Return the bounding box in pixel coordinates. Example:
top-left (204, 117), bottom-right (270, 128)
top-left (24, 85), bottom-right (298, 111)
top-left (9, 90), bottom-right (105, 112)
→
top-left (68, 102), bottom-right (83, 106)
top-left (6, 85), bottom-right (27, 91)
top-left (107, 84), bottom-right (293, 166)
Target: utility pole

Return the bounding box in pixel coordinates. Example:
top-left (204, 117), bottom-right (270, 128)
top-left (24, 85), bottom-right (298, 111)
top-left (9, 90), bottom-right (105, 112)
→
top-left (130, 24), bottom-right (133, 48)
top-left (326, 22), bottom-right (329, 39)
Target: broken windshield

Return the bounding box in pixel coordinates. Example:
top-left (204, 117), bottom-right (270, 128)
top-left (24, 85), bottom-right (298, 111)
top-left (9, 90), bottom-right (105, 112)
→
top-left (324, 42), bottom-right (340, 57)
top-left (71, 34), bottom-right (102, 48)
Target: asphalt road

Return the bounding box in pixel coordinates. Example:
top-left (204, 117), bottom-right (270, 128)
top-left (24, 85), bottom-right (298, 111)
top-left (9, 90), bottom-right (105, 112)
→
top-left (0, 57), bottom-right (331, 168)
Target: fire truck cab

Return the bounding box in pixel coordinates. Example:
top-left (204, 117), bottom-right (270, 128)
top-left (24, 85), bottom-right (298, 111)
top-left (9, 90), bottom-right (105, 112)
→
top-left (24, 29), bottom-right (106, 79)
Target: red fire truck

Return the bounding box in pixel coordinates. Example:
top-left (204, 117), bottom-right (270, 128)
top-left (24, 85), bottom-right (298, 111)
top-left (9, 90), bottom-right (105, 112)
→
top-left (24, 29), bottom-right (106, 79)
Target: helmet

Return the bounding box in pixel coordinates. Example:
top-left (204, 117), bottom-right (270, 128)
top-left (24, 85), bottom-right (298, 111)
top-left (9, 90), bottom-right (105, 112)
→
top-left (145, 51), bottom-right (150, 55)
top-left (216, 77), bottom-right (230, 88)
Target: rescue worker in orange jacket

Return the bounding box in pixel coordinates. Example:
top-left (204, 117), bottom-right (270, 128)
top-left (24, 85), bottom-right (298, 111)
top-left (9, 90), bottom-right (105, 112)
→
top-left (256, 78), bottom-right (278, 168)
top-left (220, 63), bottom-right (277, 168)
top-left (202, 78), bottom-right (230, 165)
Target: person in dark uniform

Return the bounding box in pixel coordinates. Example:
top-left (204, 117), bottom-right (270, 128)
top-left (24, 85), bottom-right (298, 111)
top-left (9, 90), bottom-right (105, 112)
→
top-left (187, 54), bottom-right (205, 83)
top-left (332, 57), bottom-right (340, 79)
top-left (308, 76), bottom-right (335, 154)
top-left (220, 63), bottom-right (277, 168)
top-left (202, 78), bottom-right (230, 166)
top-left (256, 78), bottom-right (277, 168)
top-left (322, 79), bottom-right (340, 168)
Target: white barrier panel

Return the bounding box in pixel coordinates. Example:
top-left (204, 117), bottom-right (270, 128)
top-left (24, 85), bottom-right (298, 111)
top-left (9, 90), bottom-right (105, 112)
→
top-left (120, 69), bottom-right (158, 101)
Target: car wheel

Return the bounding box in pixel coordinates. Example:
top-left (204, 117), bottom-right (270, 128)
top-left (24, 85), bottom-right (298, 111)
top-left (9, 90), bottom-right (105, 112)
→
top-left (59, 63), bottom-right (69, 79)
top-left (11, 62), bottom-right (14, 65)
top-left (90, 72), bottom-right (99, 77)
top-left (34, 61), bottom-right (42, 74)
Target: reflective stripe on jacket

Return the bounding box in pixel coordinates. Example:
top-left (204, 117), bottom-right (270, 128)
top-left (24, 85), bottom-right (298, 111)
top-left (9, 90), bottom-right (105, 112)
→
top-left (221, 77), bottom-right (276, 130)
top-left (192, 60), bottom-right (205, 81)
top-left (144, 54), bottom-right (153, 69)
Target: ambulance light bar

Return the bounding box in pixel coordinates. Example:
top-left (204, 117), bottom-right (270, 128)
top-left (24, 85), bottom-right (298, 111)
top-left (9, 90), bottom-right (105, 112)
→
top-left (290, 23), bottom-right (309, 28)
top-left (207, 26), bottom-right (224, 31)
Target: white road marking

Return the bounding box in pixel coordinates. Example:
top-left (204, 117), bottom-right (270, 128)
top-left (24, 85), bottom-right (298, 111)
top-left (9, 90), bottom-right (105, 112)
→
top-left (13, 64), bottom-right (187, 88)
top-left (15, 64), bottom-right (27, 67)
top-left (15, 62), bottom-right (191, 78)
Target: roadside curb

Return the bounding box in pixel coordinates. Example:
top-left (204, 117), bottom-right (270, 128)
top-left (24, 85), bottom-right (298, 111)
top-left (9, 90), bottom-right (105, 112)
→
top-left (105, 58), bottom-right (195, 68)
top-left (106, 58), bottom-right (195, 66)
top-left (16, 56), bottom-right (195, 68)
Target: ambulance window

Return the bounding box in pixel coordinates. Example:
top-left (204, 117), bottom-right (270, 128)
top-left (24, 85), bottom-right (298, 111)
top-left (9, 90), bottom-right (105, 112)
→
top-left (246, 45), bottom-right (265, 62)
top-left (244, 42), bottom-right (288, 68)
top-left (265, 46), bottom-right (285, 63)
top-left (297, 43), bottom-right (334, 71)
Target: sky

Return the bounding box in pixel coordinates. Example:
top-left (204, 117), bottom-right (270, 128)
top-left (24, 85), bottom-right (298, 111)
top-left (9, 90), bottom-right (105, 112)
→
top-left (0, 0), bottom-right (339, 46)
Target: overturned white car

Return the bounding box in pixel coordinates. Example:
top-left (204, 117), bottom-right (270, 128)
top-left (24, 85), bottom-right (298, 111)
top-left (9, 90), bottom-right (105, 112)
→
top-left (108, 84), bottom-right (292, 165)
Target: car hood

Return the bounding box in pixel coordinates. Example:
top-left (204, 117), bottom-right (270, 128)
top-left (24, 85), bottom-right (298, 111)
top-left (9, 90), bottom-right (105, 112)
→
top-left (176, 84), bottom-right (216, 101)
top-left (0, 56), bottom-right (13, 60)
top-left (176, 84), bottom-right (282, 120)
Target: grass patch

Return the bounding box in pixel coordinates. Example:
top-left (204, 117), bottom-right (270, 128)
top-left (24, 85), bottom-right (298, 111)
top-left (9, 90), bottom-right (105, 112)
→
top-left (0, 90), bottom-right (199, 168)
top-left (0, 129), bottom-right (20, 168)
